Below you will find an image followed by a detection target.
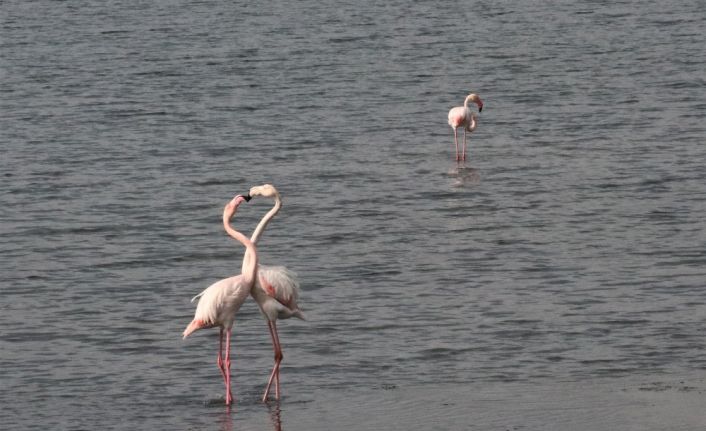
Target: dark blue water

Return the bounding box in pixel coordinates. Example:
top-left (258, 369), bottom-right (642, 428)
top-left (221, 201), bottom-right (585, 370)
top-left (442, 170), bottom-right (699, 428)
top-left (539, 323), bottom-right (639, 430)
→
top-left (2, 1), bottom-right (705, 429)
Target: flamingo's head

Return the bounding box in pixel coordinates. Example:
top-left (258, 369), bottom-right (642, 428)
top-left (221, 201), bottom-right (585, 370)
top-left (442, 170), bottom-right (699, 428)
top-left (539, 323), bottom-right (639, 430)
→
top-left (472, 94), bottom-right (483, 112)
top-left (249, 184), bottom-right (280, 200)
top-left (225, 193), bottom-right (251, 215)
top-left (466, 93), bottom-right (483, 112)
top-left (233, 194), bottom-right (252, 205)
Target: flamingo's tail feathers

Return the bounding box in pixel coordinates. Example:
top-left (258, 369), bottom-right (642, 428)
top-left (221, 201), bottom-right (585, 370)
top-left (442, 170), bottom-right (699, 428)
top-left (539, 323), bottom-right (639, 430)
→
top-left (293, 309), bottom-right (306, 321)
top-left (182, 319), bottom-right (206, 339)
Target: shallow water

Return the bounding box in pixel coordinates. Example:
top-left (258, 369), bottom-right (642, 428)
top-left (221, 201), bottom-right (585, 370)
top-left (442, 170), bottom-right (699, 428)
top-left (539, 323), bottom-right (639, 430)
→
top-left (2, 0), bottom-right (705, 429)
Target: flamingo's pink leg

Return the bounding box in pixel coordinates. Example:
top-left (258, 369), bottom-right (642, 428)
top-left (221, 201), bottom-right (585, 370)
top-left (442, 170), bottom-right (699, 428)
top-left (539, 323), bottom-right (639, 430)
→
top-left (272, 322), bottom-right (282, 400)
top-left (463, 129), bottom-right (467, 161)
top-left (225, 328), bottom-right (233, 405)
top-left (217, 328), bottom-right (227, 382)
top-left (262, 321), bottom-right (283, 402)
top-left (453, 128), bottom-right (460, 161)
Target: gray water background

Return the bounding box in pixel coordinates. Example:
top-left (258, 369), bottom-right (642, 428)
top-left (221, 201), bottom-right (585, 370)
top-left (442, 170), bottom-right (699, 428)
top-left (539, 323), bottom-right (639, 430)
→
top-left (2, 0), bottom-right (705, 429)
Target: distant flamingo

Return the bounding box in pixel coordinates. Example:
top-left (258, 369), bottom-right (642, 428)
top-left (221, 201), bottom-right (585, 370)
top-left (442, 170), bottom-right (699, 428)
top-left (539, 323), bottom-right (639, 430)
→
top-left (183, 194), bottom-right (257, 406)
top-left (243, 184), bottom-right (305, 402)
top-left (448, 93), bottom-right (483, 161)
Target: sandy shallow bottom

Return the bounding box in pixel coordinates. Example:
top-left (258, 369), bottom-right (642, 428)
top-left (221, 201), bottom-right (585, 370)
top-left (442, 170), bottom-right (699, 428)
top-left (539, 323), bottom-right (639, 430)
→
top-left (201, 375), bottom-right (706, 431)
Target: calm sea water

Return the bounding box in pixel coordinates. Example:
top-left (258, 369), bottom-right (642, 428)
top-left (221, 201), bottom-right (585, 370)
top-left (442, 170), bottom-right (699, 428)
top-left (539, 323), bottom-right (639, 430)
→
top-left (2, 1), bottom-right (705, 429)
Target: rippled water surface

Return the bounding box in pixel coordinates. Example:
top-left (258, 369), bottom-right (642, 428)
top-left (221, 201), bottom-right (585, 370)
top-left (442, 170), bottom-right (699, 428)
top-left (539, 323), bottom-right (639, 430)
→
top-left (2, 1), bottom-right (705, 429)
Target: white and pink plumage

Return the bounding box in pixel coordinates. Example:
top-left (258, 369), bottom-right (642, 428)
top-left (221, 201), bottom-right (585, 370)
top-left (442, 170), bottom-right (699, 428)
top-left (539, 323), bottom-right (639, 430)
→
top-left (448, 93), bottom-right (483, 161)
top-left (245, 184), bottom-right (305, 402)
top-left (182, 194), bottom-right (257, 406)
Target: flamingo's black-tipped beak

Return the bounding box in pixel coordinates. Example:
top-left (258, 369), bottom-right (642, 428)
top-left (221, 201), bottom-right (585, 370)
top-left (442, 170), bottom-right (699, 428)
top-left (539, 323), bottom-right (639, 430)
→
top-left (243, 194), bottom-right (252, 202)
top-left (479, 105), bottom-right (483, 112)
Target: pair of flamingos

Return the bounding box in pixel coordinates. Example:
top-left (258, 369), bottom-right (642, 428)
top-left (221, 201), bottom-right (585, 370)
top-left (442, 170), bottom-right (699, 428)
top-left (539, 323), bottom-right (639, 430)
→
top-left (181, 92), bottom-right (484, 404)
top-left (448, 93), bottom-right (483, 161)
top-left (183, 184), bottom-right (304, 405)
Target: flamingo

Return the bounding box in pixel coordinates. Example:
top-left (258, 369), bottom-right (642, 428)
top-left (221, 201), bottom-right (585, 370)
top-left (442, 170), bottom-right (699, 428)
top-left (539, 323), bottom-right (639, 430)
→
top-left (448, 93), bottom-right (483, 161)
top-left (182, 193), bottom-right (257, 406)
top-left (242, 184), bottom-right (305, 402)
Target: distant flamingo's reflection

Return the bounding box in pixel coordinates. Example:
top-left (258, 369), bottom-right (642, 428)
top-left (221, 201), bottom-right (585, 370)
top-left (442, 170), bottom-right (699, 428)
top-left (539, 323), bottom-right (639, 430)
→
top-left (267, 401), bottom-right (283, 431)
top-left (448, 160), bottom-right (480, 187)
top-left (219, 406), bottom-right (233, 431)
top-left (217, 401), bottom-right (283, 431)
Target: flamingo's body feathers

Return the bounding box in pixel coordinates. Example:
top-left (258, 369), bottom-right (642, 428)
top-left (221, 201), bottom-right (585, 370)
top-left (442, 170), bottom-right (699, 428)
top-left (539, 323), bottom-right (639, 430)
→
top-left (448, 106), bottom-right (472, 129)
top-left (254, 265), bottom-right (305, 322)
top-left (182, 319), bottom-right (207, 339)
top-left (183, 274), bottom-right (251, 339)
top-left (259, 265), bottom-right (300, 306)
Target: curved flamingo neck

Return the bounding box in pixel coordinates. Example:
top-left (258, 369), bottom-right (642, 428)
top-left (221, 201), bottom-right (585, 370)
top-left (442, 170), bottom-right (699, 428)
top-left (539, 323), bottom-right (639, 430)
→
top-left (467, 113), bottom-right (477, 132)
top-left (223, 208), bottom-right (258, 283)
top-left (250, 194), bottom-right (282, 244)
top-left (463, 94), bottom-right (476, 108)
